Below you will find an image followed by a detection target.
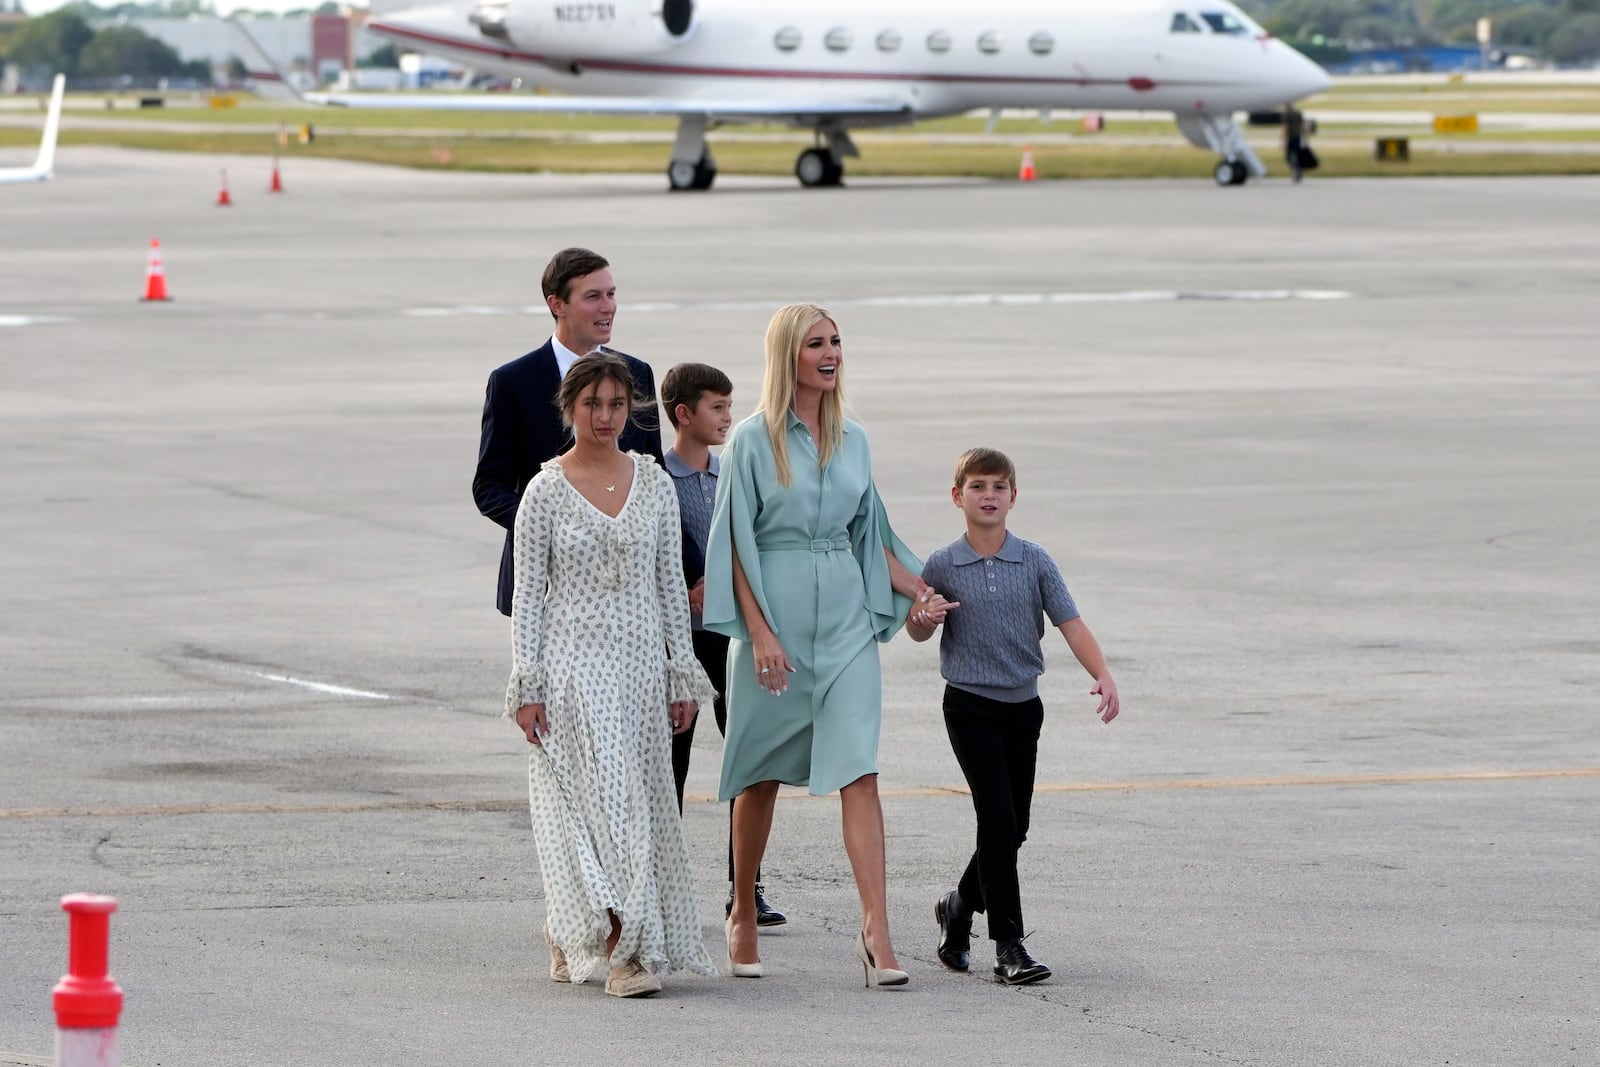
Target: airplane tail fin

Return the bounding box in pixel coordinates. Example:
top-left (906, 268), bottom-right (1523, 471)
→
top-left (225, 17), bottom-right (305, 103)
top-left (0, 72), bottom-right (63, 183)
top-left (33, 73), bottom-right (65, 179)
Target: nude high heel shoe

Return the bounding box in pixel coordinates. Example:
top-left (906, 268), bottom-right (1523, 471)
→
top-left (725, 917), bottom-right (763, 978)
top-left (855, 929), bottom-right (909, 988)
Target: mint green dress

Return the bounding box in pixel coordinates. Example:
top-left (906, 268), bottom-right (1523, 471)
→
top-left (703, 411), bottom-right (921, 800)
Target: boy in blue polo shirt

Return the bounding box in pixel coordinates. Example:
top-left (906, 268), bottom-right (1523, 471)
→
top-left (908, 446), bottom-right (1120, 985)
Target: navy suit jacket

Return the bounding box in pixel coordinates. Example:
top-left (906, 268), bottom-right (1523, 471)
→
top-left (472, 339), bottom-right (674, 616)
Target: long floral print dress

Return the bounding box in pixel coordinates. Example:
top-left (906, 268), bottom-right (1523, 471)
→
top-left (505, 452), bottom-right (719, 983)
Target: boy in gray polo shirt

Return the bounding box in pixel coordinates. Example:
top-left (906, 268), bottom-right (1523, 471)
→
top-left (661, 361), bottom-right (786, 927)
top-left (908, 447), bottom-right (1120, 985)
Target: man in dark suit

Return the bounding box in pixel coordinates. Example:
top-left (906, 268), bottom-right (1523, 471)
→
top-left (475, 248), bottom-right (716, 810)
top-left (473, 247), bottom-right (667, 618)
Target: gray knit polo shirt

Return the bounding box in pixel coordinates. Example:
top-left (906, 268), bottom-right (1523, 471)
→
top-left (921, 531), bottom-right (1079, 702)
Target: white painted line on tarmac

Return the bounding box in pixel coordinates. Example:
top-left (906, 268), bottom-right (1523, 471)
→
top-left (400, 289), bottom-right (1355, 318)
top-left (0, 314), bottom-right (67, 327)
top-left (240, 669), bottom-right (393, 701)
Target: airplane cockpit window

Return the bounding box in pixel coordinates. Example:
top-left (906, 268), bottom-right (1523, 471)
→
top-left (1028, 31), bottom-right (1055, 55)
top-left (1169, 12), bottom-right (1202, 33)
top-left (1200, 11), bottom-right (1249, 34)
top-left (876, 29), bottom-right (902, 52)
top-left (774, 26), bottom-right (802, 51)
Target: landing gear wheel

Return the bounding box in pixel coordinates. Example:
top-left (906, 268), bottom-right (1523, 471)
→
top-left (668, 149), bottom-right (717, 191)
top-left (1213, 159), bottom-right (1248, 186)
top-left (795, 147), bottom-right (844, 188)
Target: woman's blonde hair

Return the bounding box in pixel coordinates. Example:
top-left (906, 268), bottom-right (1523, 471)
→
top-left (761, 304), bottom-right (846, 487)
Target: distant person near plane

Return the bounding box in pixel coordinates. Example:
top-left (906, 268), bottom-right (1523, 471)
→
top-left (1284, 104), bottom-right (1317, 183)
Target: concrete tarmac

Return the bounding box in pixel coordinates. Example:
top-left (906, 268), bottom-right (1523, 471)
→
top-left (2, 149), bottom-right (1597, 1067)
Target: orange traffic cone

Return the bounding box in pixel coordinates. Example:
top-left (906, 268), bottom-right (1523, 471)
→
top-left (216, 168), bottom-right (232, 206)
top-left (1019, 146), bottom-right (1037, 182)
top-left (269, 157), bottom-right (283, 193)
top-left (140, 239), bottom-right (172, 302)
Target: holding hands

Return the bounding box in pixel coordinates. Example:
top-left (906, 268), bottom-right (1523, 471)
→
top-left (911, 582), bottom-right (959, 629)
top-left (906, 579), bottom-right (959, 641)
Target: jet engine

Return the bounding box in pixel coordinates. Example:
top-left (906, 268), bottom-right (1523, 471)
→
top-left (471, 0), bottom-right (696, 58)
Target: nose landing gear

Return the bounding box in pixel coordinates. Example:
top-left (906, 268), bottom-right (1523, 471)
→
top-left (1213, 158), bottom-right (1250, 186)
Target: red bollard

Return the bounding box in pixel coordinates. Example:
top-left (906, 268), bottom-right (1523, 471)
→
top-left (53, 894), bottom-right (124, 1067)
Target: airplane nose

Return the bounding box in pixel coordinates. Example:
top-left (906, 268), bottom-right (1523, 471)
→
top-left (1281, 46), bottom-right (1332, 100)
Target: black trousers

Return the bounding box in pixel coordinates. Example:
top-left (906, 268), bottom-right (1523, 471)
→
top-left (943, 685), bottom-right (1044, 942)
top-left (671, 629), bottom-right (752, 884)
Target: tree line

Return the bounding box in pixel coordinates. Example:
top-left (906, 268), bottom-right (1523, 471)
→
top-left (1239, 0), bottom-right (1600, 64)
top-left (0, 0), bottom-right (348, 86)
top-left (2, 8), bottom-right (210, 84)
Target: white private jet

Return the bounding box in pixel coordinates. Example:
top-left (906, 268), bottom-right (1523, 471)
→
top-left (0, 74), bottom-right (65, 185)
top-left (231, 1), bottom-right (1329, 189)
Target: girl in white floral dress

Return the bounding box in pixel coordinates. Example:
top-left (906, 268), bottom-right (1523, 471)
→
top-left (507, 352), bottom-right (719, 997)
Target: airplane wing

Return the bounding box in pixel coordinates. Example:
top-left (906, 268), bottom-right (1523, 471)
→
top-left (304, 90), bottom-right (902, 122)
top-left (224, 18), bottom-right (909, 126)
top-left (0, 73), bottom-right (65, 185)
top-left (301, 91), bottom-right (910, 125)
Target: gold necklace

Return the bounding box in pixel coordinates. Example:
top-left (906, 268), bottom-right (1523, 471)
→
top-left (572, 449), bottom-right (623, 492)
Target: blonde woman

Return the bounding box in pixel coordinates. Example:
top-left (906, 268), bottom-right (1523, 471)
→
top-left (703, 304), bottom-right (948, 987)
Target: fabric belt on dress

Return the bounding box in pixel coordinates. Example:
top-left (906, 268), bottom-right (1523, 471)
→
top-left (761, 537), bottom-right (853, 553)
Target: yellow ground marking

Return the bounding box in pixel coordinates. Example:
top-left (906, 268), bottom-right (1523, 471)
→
top-left (3, 768), bottom-right (1596, 821)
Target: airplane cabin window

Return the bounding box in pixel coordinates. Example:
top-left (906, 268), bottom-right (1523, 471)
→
top-left (1169, 13), bottom-right (1202, 33)
top-left (977, 30), bottom-right (1003, 54)
top-left (1200, 12), bottom-right (1248, 34)
top-left (825, 27), bottom-right (853, 52)
top-left (1028, 31), bottom-right (1055, 55)
top-left (774, 26), bottom-right (802, 52)
top-left (927, 29), bottom-right (952, 53)
top-left (876, 29), bottom-right (902, 52)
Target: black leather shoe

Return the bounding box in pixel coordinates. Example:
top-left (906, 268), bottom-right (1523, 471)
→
top-left (724, 884), bottom-right (788, 927)
top-left (993, 938), bottom-right (1051, 985)
top-left (934, 891), bottom-right (972, 972)
top-left (753, 884), bottom-right (787, 927)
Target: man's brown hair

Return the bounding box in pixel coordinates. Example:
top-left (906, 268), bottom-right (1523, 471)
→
top-left (660, 363), bottom-right (734, 428)
top-left (541, 247), bottom-right (610, 317)
top-left (952, 447), bottom-right (1017, 489)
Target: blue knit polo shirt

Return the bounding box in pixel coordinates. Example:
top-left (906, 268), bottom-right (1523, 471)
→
top-left (920, 531), bottom-right (1079, 702)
